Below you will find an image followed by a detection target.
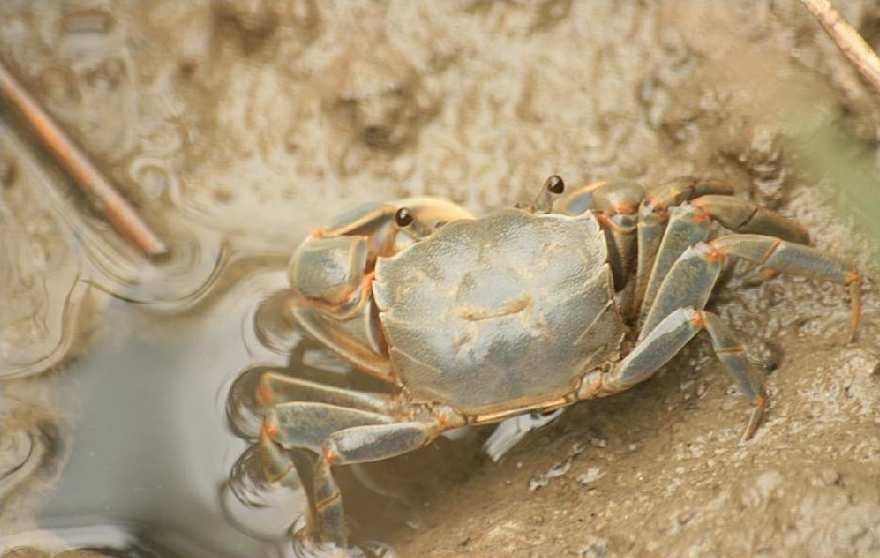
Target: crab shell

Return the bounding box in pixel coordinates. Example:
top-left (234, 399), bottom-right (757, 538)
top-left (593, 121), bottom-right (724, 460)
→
top-left (374, 209), bottom-right (628, 415)
top-left (292, 204), bottom-right (628, 417)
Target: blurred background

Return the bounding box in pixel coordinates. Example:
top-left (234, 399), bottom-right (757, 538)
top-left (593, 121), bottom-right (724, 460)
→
top-left (1, 1), bottom-right (879, 557)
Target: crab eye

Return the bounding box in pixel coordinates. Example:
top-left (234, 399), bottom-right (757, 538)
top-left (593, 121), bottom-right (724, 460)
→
top-left (395, 207), bottom-right (414, 228)
top-left (545, 175), bottom-right (565, 194)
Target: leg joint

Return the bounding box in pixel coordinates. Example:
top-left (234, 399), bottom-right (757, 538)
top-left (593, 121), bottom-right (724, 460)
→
top-left (689, 310), bottom-right (707, 329)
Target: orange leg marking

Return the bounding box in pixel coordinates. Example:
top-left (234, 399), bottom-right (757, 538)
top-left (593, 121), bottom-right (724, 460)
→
top-left (262, 420), bottom-right (280, 439)
top-left (705, 243), bottom-right (726, 264)
top-left (256, 380), bottom-right (273, 406)
top-left (323, 446), bottom-right (338, 466)
top-left (759, 238), bottom-right (783, 265)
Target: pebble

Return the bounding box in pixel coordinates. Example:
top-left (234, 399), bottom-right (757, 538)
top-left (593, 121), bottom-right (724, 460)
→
top-left (578, 535), bottom-right (609, 558)
top-left (529, 456), bottom-right (574, 491)
top-left (546, 458), bottom-right (572, 479)
top-left (577, 467), bottom-right (604, 486)
top-left (529, 475), bottom-right (549, 491)
top-left (812, 468), bottom-right (840, 487)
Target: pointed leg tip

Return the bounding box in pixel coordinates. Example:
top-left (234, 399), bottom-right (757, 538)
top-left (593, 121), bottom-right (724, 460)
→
top-left (739, 424), bottom-right (758, 445)
top-left (740, 397), bottom-right (767, 444)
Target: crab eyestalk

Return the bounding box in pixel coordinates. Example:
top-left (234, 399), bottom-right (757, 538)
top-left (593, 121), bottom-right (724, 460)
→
top-left (531, 175), bottom-right (566, 213)
top-left (394, 206), bottom-right (432, 239)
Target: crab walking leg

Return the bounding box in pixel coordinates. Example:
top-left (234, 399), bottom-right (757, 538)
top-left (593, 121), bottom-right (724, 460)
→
top-left (261, 403), bottom-right (408, 545)
top-left (638, 206), bottom-right (713, 327)
top-left (310, 457), bottom-right (347, 545)
top-left (256, 371), bottom-right (395, 415)
top-left (711, 234), bottom-right (862, 339)
top-left (291, 300), bottom-right (396, 382)
top-left (640, 234), bottom-right (860, 341)
top-left (646, 176), bottom-right (736, 208)
top-left (579, 307), bottom-right (704, 397)
top-left (310, 422), bottom-right (438, 546)
top-left (637, 197), bottom-right (815, 327)
top-left (577, 307), bottom-right (767, 439)
top-left (263, 402), bottom-right (393, 454)
top-left (691, 196), bottom-right (810, 244)
top-left (639, 242), bottom-right (722, 340)
top-left (633, 207), bottom-right (667, 319)
top-left (322, 422), bottom-right (436, 464)
top-left (257, 424), bottom-right (302, 487)
top-left (699, 311), bottom-right (767, 441)
top-left (689, 197), bottom-right (810, 287)
top-left (632, 177), bottom-right (736, 319)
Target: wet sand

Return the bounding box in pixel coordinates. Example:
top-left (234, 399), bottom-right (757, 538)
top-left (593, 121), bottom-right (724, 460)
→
top-left (1, 1), bottom-right (879, 557)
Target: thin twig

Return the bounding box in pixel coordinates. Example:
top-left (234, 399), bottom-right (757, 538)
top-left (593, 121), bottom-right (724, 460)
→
top-left (800, 0), bottom-right (880, 96)
top-left (0, 60), bottom-right (167, 258)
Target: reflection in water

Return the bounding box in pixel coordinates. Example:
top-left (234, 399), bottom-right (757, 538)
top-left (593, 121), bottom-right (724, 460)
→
top-left (2, 0), bottom-right (880, 556)
top-left (225, 296), bottom-right (399, 556)
top-left (0, 275), bottom-right (91, 381)
top-left (0, 123), bottom-right (231, 380)
top-left (225, 366), bottom-right (268, 443)
top-left (3, 269), bottom-right (300, 557)
top-left (79, 223), bottom-right (228, 311)
top-left (2, 523), bottom-right (220, 557)
top-left (0, 126), bottom-right (89, 381)
top-left (222, 444), bottom-right (304, 541)
top-left (227, 280), bottom-right (537, 556)
top-left (0, 409), bottom-right (65, 506)
top-left (42, 257), bottom-right (423, 557)
top-left (250, 291), bottom-right (301, 357)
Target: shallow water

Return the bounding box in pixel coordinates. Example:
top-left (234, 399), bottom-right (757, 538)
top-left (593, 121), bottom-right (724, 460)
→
top-left (2, 1), bottom-right (880, 557)
top-left (2, 268), bottom-right (295, 556)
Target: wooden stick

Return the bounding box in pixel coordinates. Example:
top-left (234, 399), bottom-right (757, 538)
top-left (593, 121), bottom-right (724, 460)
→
top-left (800, 0), bottom-right (880, 96)
top-left (0, 60), bottom-right (168, 257)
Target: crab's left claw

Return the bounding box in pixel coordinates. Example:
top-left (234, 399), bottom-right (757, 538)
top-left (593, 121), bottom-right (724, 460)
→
top-left (288, 198), bottom-right (475, 382)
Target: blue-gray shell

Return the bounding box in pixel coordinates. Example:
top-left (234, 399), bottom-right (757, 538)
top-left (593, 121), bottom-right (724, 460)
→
top-left (373, 209), bottom-right (625, 415)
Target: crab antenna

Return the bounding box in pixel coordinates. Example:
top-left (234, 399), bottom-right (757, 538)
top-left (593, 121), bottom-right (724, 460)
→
top-left (531, 175), bottom-right (566, 213)
top-left (394, 206), bottom-right (432, 239)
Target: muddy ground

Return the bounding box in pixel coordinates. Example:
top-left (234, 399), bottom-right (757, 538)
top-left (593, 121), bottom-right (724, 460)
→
top-left (2, 1), bottom-right (880, 557)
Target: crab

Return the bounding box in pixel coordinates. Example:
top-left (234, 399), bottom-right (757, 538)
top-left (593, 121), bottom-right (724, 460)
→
top-left (255, 175), bottom-right (861, 548)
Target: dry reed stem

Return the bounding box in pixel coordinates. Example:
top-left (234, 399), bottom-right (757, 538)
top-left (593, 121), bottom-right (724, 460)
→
top-left (800, 0), bottom-right (880, 96)
top-left (0, 60), bottom-right (168, 258)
